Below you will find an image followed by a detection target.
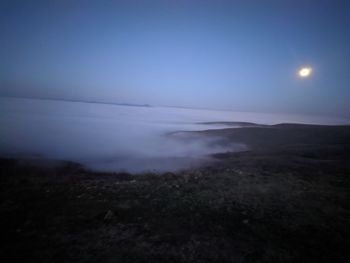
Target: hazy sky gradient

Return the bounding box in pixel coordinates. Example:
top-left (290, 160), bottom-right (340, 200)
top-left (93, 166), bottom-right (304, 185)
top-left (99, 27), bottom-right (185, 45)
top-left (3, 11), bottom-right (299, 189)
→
top-left (1, 0), bottom-right (350, 115)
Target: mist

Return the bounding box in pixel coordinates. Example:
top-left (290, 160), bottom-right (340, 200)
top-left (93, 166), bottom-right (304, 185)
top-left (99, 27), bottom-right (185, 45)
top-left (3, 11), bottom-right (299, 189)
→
top-left (0, 97), bottom-right (349, 172)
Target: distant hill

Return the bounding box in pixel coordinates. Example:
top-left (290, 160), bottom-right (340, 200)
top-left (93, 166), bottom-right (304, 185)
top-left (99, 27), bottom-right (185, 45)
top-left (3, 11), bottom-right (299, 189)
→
top-left (1, 95), bottom-right (152, 108)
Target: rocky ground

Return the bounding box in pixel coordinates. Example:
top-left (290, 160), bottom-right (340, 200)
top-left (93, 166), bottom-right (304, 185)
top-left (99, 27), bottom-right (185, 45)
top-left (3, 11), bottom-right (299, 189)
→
top-left (1, 124), bottom-right (350, 263)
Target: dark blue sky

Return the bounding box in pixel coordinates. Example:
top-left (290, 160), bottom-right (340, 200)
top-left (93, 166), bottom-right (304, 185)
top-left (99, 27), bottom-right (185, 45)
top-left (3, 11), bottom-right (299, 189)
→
top-left (1, 0), bottom-right (350, 115)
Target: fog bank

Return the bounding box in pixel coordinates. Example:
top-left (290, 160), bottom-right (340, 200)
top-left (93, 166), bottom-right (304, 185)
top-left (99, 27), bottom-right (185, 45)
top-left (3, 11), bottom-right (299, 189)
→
top-left (1, 97), bottom-right (349, 172)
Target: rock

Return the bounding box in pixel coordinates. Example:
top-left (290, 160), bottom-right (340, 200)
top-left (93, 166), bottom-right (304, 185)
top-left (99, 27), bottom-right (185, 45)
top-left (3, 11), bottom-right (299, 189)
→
top-left (104, 210), bottom-right (114, 221)
top-left (243, 219), bottom-right (249, 224)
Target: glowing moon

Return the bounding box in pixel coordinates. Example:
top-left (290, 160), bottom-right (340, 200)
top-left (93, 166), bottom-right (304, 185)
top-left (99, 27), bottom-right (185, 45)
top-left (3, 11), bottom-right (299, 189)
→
top-left (298, 67), bottom-right (312, 78)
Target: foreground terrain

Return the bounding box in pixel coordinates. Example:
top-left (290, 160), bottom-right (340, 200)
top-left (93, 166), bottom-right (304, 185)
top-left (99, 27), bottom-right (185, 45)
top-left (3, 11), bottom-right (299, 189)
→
top-left (1, 124), bottom-right (350, 262)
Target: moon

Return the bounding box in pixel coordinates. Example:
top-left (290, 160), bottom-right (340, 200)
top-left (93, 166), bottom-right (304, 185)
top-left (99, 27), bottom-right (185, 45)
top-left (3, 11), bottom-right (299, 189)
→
top-left (298, 67), bottom-right (312, 78)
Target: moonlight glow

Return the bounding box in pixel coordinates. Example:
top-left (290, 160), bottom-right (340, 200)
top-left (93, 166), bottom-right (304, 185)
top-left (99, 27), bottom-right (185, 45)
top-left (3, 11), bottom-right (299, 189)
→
top-left (298, 67), bottom-right (313, 78)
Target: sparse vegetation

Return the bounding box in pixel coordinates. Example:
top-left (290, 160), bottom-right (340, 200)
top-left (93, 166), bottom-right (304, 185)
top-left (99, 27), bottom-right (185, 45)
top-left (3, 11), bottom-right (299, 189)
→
top-left (1, 124), bottom-right (350, 262)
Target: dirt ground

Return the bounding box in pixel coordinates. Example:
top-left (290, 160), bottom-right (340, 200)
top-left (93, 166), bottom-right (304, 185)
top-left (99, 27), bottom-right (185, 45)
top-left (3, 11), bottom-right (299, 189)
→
top-left (1, 124), bottom-right (350, 262)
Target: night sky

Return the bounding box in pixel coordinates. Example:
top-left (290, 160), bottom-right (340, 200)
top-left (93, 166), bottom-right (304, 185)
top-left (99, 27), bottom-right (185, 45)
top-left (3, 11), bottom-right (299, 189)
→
top-left (1, 0), bottom-right (350, 116)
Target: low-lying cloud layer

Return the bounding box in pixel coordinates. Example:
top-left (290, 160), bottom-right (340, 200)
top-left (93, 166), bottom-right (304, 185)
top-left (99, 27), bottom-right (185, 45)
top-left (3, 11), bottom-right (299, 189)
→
top-left (1, 97), bottom-right (349, 172)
